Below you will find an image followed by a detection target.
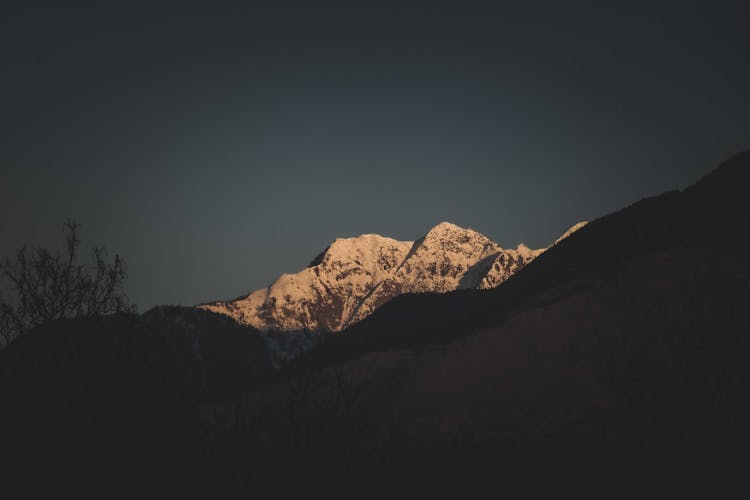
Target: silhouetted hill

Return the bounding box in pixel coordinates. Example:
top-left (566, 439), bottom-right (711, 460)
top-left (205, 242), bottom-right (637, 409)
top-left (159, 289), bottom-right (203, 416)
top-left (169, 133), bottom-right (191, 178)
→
top-left (293, 151), bottom-right (750, 371)
top-left (0, 307), bottom-right (273, 493)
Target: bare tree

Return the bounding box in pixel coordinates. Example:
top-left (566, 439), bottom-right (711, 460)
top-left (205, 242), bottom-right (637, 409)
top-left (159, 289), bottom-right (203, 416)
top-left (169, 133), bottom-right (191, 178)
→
top-left (0, 219), bottom-right (135, 346)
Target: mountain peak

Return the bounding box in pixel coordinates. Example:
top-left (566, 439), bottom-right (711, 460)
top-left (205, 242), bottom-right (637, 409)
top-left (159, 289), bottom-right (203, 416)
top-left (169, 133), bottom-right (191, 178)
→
top-left (309, 233), bottom-right (412, 268)
top-left (425, 221), bottom-right (479, 237)
top-left (554, 221), bottom-right (589, 245)
top-left (199, 222), bottom-right (578, 339)
top-left (516, 242), bottom-right (533, 255)
top-left (429, 221), bottom-right (464, 232)
top-left (423, 221), bottom-right (492, 248)
top-left (327, 233), bottom-right (408, 254)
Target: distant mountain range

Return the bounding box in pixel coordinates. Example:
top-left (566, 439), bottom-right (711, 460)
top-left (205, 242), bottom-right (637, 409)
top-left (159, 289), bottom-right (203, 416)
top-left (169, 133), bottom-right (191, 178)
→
top-left (199, 221), bottom-right (586, 333)
top-left (2, 152), bottom-right (749, 492)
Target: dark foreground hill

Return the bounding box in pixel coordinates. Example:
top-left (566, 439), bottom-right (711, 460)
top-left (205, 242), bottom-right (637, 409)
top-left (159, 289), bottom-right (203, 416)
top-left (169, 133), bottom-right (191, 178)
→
top-left (0, 307), bottom-right (273, 493)
top-left (1, 152), bottom-right (749, 492)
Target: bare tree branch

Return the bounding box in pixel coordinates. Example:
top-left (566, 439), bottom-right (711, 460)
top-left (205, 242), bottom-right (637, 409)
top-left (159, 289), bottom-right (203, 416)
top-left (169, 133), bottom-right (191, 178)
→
top-left (0, 220), bottom-right (135, 347)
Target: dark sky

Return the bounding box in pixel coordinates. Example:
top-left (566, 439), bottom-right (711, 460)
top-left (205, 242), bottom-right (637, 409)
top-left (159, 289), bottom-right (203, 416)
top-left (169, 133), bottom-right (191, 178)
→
top-left (2, 0), bottom-right (749, 310)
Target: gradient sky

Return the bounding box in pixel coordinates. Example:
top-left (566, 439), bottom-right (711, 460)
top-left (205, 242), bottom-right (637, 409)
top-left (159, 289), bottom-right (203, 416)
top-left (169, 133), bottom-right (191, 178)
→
top-left (2, 0), bottom-right (749, 310)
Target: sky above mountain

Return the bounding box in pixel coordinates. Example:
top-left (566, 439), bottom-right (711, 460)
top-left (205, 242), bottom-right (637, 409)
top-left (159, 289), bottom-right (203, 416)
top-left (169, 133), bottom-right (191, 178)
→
top-left (1, 0), bottom-right (749, 310)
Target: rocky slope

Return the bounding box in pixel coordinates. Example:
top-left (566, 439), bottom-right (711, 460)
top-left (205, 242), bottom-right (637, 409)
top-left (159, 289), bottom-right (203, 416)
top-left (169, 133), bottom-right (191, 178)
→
top-left (199, 221), bottom-right (585, 333)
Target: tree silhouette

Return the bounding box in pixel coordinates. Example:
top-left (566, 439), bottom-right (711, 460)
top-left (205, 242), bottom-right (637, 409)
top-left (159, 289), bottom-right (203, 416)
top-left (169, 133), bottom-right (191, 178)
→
top-left (0, 219), bottom-right (134, 346)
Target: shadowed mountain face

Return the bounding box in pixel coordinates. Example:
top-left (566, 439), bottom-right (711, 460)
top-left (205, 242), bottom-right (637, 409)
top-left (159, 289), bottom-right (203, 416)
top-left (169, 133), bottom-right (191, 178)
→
top-left (239, 151), bottom-right (749, 481)
top-left (199, 222), bottom-right (582, 334)
top-left (1, 152), bottom-right (749, 491)
top-left (295, 151), bottom-right (750, 369)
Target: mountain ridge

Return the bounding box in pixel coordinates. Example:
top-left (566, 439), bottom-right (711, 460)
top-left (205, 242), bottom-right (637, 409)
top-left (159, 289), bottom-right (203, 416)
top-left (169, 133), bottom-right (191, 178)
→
top-left (292, 150), bottom-right (750, 372)
top-left (198, 221), bottom-right (586, 334)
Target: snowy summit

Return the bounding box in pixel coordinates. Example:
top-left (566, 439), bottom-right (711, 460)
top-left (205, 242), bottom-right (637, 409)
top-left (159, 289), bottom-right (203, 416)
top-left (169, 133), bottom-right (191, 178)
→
top-left (198, 221), bottom-right (586, 333)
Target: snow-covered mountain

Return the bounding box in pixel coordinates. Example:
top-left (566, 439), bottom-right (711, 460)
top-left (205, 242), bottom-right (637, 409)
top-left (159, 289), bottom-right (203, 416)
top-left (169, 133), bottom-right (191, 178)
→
top-left (199, 221), bottom-right (586, 334)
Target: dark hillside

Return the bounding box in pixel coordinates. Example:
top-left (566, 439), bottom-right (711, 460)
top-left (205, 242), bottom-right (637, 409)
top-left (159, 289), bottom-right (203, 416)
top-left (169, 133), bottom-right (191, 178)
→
top-left (0, 307), bottom-right (273, 493)
top-left (294, 151), bottom-right (750, 371)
